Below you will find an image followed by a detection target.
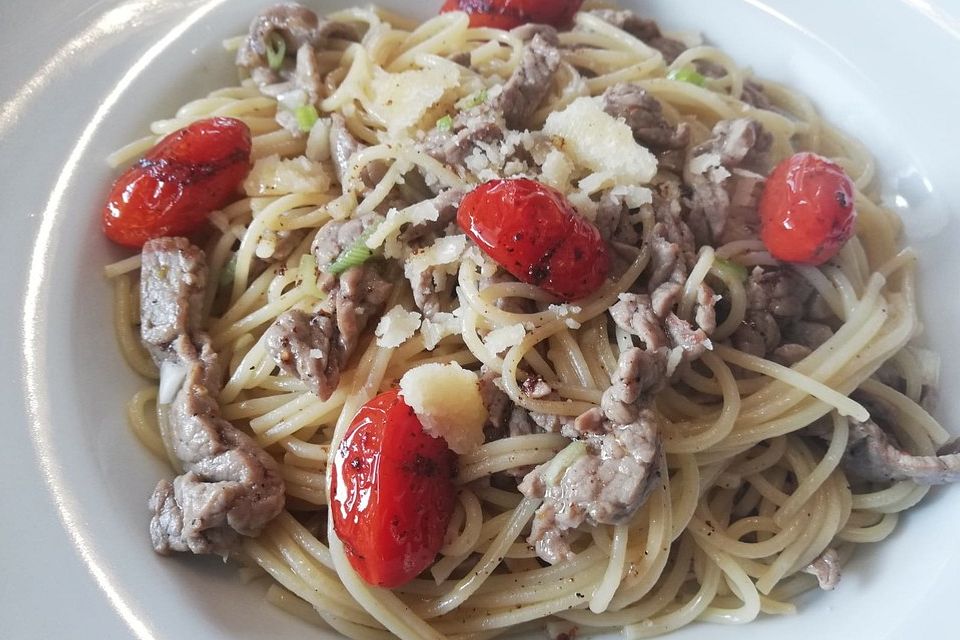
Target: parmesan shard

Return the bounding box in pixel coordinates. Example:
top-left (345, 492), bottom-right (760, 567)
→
top-left (399, 363), bottom-right (487, 455)
top-left (375, 306), bottom-right (422, 348)
top-left (368, 67), bottom-right (460, 137)
top-left (543, 96), bottom-right (658, 191)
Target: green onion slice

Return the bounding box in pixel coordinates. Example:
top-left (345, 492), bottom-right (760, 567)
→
top-left (266, 32), bottom-right (286, 71)
top-left (667, 67), bottom-right (706, 87)
top-left (326, 219), bottom-right (384, 276)
top-left (295, 104), bottom-right (319, 132)
top-left (436, 114), bottom-right (454, 132)
top-left (712, 256), bottom-right (749, 283)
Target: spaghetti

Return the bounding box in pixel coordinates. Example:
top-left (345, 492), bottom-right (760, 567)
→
top-left (105, 3), bottom-right (953, 638)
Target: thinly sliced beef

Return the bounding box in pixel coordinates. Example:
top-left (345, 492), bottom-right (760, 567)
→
top-left (328, 114), bottom-right (387, 188)
top-left (731, 266), bottom-right (815, 359)
top-left (843, 419), bottom-right (960, 485)
top-left (601, 84), bottom-right (688, 150)
top-left (685, 118), bottom-right (772, 240)
top-left (588, 9), bottom-right (687, 62)
top-left (610, 294), bottom-right (668, 351)
top-left (802, 548), bottom-right (841, 591)
top-left (492, 34), bottom-right (561, 130)
top-left (266, 215), bottom-right (391, 399)
top-left (140, 238), bottom-right (207, 364)
top-left (422, 34), bottom-right (558, 168)
top-left (236, 3), bottom-right (354, 88)
top-left (520, 408), bottom-right (662, 563)
top-left (600, 348), bottom-right (667, 424)
top-left (264, 309), bottom-right (341, 400)
top-left (150, 361), bottom-right (284, 555)
top-left (140, 238), bottom-right (284, 558)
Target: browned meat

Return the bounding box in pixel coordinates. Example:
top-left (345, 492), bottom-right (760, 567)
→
top-left (695, 283), bottom-right (718, 335)
top-left (335, 265), bottom-right (392, 355)
top-left (610, 293), bottom-right (668, 351)
top-left (588, 9), bottom-right (687, 62)
top-left (600, 348), bottom-right (667, 424)
top-left (421, 107), bottom-right (506, 168)
top-left (745, 267), bottom-right (813, 319)
top-left (843, 419), bottom-right (960, 485)
top-left (665, 313), bottom-right (712, 361)
top-left (520, 408), bottom-right (662, 563)
top-left (140, 238), bottom-right (285, 558)
top-left (492, 34), bottom-right (561, 129)
top-left (311, 212), bottom-right (381, 290)
top-left (601, 84), bottom-right (688, 150)
top-left (522, 375), bottom-right (553, 399)
top-left (264, 309), bottom-right (341, 400)
top-left (785, 320), bottom-right (834, 350)
top-left (511, 23), bottom-right (560, 45)
top-left (595, 192), bottom-right (641, 246)
top-left (327, 114), bottom-right (388, 188)
top-left (140, 238), bottom-right (207, 363)
top-left (401, 187), bottom-right (465, 244)
top-left (685, 119), bottom-right (772, 238)
top-left (803, 548), bottom-right (841, 591)
top-left (150, 361), bottom-right (284, 556)
top-left (236, 3), bottom-right (354, 83)
top-left (742, 80), bottom-right (773, 111)
top-left (772, 343), bottom-right (812, 367)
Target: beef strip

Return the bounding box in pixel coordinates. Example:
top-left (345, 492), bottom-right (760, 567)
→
top-left (236, 3), bottom-right (354, 87)
top-left (510, 23), bottom-right (560, 46)
top-left (492, 34), bottom-right (561, 130)
top-left (520, 407), bottom-right (662, 563)
top-left (264, 309), bottom-right (341, 400)
top-left (802, 548), bottom-right (841, 591)
top-left (150, 360), bottom-right (285, 555)
top-left (601, 83), bottom-right (688, 150)
top-left (610, 294), bottom-right (669, 351)
top-left (140, 238), bottom-right (284, 558)
top-left (140, 238), bottom-right (207, 364)
top-left (600, 348), bottom-right (667, 424)
top-left (842, 419), bottom-right (960, 485)
top-left (328, 114), bottom-right (387, 188)
top-left (588, 9), bottom-right (687, 62)
top-left (421, 106), bottom-right (506, 168)
top-left (731, 266), bottom-right (814, 359)
top-left (742, 79), bottom-right (773, 111)
top-left (266, 214), bottom-right (391, 399)
top-left (685, 118), bottom-right (772, 239)
top-left (595, 191), bottom-right (642, 247)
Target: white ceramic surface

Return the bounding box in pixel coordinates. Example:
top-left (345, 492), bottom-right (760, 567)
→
top-left (5, 1), bottom-right (960, 638)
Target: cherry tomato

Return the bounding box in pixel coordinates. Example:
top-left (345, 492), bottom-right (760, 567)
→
top-left (440, 0), bottom-right (584, 30)
top-left (332, 389), bottom-right (457, 588)
top-left (102, 117), bottom-right (252, 248)
top-left (458, 178), bottom-right (611, 301)
top-left (759, 152), bottom-right (856, 266)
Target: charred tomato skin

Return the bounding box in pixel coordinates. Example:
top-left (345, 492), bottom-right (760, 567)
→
top-left (759, 152), bottom-right (856, 266)
top-left (458, 178), bottom-right (611, 301)
top-left (102, 116), bottom-right (252, 248)
top-left (440, 0), bottom-right (584, 30)
top-left (332, 389), bottom-right (458, 588)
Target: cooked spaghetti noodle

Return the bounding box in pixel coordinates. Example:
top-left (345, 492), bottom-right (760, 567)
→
top-left (105, 3), bottom-right (951, 638)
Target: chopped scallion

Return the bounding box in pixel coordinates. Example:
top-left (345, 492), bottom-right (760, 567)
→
top-left (667, 67), bottom-right (706, 87)
top-left (436, 114), bottom-right (454, 132)
top-left (465, 88), bottom-right (488, 108)
top-left (326, 220), bottom-right (383, 276)
top-left (266, 32), bottom-right (286, 71)
top-left (712, 256), bottom-right (749, 283)
top-left (295, 104), bottom-right (319, 132)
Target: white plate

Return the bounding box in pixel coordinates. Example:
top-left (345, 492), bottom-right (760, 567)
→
top-left (6, 0), bottom-right (960, 638)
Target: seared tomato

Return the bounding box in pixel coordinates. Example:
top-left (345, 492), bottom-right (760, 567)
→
top-left (440, 0), bottom-right (584, 30)
top-left (759, 152), bottom-right (856, 266)
top-left (102, 117), bottom-right (252, 248)
top-left (332, 389), bottom-right (457, 588)
top-left (458, 178), bottom-right (611, 301)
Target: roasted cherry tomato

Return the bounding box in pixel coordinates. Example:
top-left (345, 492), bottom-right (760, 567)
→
top-left (759, 152), bottom-right (856, 266)
top-left (102, 117), bottom-right (252, 248)
top-left (332, 389), bottom-right (457, 588)
top-left (458, 178), bottom-right (611, 301)
top-left (440, 0), bottom-right (584, 30)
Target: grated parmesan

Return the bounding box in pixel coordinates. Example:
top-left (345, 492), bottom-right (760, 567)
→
top-left (543, 96), bottom-right (658, 192)
top-left (375, 306), bottom-right (422, 348)
top-left (399, 363), bottom-right (487, 455)
top-left (244, 155), bottom-right (331, 196)
top-left (483, 323), bottom-right (527, 355)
